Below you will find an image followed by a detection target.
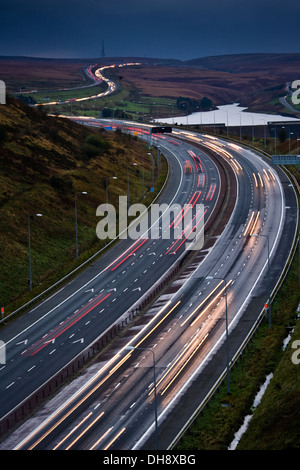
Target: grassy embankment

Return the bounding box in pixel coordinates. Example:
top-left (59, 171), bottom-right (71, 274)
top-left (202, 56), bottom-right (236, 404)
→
top-left (0, 96), bottom-right (167, 315)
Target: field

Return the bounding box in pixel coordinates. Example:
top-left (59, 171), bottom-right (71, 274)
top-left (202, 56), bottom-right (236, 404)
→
top-left (2, 53), bottom-right (300, 120)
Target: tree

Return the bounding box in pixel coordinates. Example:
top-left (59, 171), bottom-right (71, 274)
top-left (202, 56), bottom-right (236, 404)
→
top-left (200, 96), bottom-right (212, 110)
top-left (278, 128), bottom-right (287, 143)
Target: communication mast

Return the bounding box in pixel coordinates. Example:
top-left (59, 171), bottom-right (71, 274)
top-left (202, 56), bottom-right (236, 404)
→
top-left (101, 40), bottom-right (105, 58)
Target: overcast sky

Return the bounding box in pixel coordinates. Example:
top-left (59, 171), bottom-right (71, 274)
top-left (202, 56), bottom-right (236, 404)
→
top-left (1, 0), bottom-right (299, 60)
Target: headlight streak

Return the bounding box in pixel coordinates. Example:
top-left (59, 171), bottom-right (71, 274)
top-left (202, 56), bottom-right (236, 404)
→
top-left (147, 279), bottom-right (230, 395)
top-left (263, 168), bottom-right (270, 181)
top-left (15, 300), bottom-right (179, 449)
top-left (243, 211), bottom-right (255, 237)
top-left (243, 210), bottom-right (260, 237)
top-left (52, 412), bottom-right (93, 450)
top-left (202, 141), bottom-right (243, 175)
top-left (190, 280), bottom-right (232, 327)
top-left (57, 411), bottom-right (105, 450)
top-left (268, 169), bottom-right (276, 181)
top-left (180, 280), bottom-right (223, 327)
top-left (146, 280), bottom-right (231, 403)
top-left (148, 332), bottom-right (209, 397)
top-left (257, 172), bottom-right (264, 187)
top-left (159, 333), bottom-right (209, 396)
top-left (103, 427), bottom-right (126, 450)
top-left (133, 301), bottom-right (182, 350)
top-left (89, 426), bottom-right (113, 450)
top-left (249, 211), bottom-right (260, 237)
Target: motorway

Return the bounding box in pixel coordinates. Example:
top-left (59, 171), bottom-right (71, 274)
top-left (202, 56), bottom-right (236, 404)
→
top-left (34, 62), bottom-right (141, 107)
top-left (0, 124), bottom-right (298, 450)
top-left (0, 128), bottom-right (220, 426)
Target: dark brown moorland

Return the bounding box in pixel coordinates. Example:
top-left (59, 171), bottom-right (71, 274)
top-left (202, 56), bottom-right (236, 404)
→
top-left (1, 53), bottom-right (300, 114)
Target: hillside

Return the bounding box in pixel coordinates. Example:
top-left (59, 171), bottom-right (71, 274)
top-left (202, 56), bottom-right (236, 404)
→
top-left (0, 97), bottom-right (158, 311)
top-left (116, 53), bottom-right (300, 113)
top-left (183, 53), bottom-right (300, 74)
top-left (1, 53), bottom-right (300, 118)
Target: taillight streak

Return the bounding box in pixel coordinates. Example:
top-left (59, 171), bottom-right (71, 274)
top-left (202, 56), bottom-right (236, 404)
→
top-left (169, 191), bottom-right (200, 229)
top-left (205, 183), bottom-right (216, 201)
top-left (24, 294), bottom-right (111, 357)
top-left (110, 238), bottom-right (148, 271)
top-left (165, 207), bottom-right (207, 254)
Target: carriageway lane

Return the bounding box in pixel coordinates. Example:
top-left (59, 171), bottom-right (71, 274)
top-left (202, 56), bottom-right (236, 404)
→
top-left (10, 131), bottom-right (294, 451)
top-left (0, 134), bottom-right (221, 424)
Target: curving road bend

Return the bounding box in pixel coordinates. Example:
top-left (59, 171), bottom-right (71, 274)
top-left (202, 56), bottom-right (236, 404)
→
top-left (0, 128), bottom-right (221, 431)
top-left (1, 124), bottom-right (297, 451)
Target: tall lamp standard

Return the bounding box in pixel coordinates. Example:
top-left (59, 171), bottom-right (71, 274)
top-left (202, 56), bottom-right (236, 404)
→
top-left (125, 345), bottom-right (158, 449)
top-left (75, 191), bottom-right (87, 259)
top-left (252, 233), bottom-right (271, 328)
top-left (142, 154), bottom-right (145, 199)
top-left (259, 119), bottom-right (266, 151)
top-left (127, 163), bottom-right (137, 209)
top-left (105, 177), bottom-right (117, 208)
top-left (157, 146), bottom-right (161, 178)
top-left (206, 275), bottom-right (231, 394)
top-left (28, 213), bottom-right (42, 291)
top-left (147, 152), bottom-right (154, 192)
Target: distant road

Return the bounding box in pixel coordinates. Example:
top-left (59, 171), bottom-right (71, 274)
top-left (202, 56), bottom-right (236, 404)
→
top-left (279, 95), bottom-right (300, 114)
top-left (33, 62), bottom-right (140, 107)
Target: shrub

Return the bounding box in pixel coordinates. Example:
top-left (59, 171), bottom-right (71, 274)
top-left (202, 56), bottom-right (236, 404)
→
top-left (85, 134), bottom-right (112, 151)
top-left (49, 175), bottom-right (73, 192)
top-left (0, 124), bottom-right (7, 144)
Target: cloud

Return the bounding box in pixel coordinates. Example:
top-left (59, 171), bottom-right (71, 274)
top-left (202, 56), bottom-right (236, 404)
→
top-left (1, 0), bottom-right (299, 59)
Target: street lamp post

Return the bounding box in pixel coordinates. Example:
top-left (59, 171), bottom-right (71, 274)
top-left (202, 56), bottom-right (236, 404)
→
top-left (127, 163), bottom-right (137, 209)
top-left (206, 275), bottom-right (231, 394)
top-left (105, 177), bottom-right (117, 208)
top-left (157, 146), bottom-right (160, 179)
top-left (75, 191), bottom-right (87, 260)
top-left (142, 154), bottom-right (145, 199)
top-left (252, 233), bottom-right (271, 327)
top-left (28, 213), bottom-right (42, 291)
top-left (147, 152), bottom-right (154, 191)
top-left (289, 131), bottom-right (294, 153)
top-left (125, 346), bottom-right (158, 449)
top-left (259, 119), bottom-right (266, 151)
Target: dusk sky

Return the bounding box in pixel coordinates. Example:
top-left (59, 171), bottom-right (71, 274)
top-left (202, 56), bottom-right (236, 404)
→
top-left (1, 0), bottom-right (299, 60)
